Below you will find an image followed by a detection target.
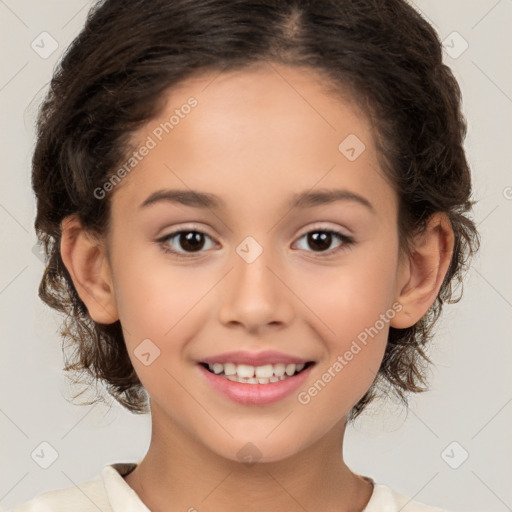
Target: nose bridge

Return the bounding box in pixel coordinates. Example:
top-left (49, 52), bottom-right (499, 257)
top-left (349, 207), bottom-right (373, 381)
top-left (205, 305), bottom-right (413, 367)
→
top-left (233, 233), bottom-right (280, 303)
top-left (217, 234), bottom-right (293, 330)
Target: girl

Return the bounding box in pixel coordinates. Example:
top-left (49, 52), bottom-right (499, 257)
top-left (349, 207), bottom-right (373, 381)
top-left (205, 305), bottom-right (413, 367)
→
top-left (14, 0), bottom-right (480, 510)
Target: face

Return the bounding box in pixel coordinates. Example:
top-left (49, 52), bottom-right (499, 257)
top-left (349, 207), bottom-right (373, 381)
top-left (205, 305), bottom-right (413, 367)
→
top-left (102, 62), bottom-right (404, 462)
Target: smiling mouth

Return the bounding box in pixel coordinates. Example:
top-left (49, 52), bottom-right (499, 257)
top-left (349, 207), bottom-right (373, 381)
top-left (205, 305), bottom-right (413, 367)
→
top-left (199, 361), bottom-right (315, 384)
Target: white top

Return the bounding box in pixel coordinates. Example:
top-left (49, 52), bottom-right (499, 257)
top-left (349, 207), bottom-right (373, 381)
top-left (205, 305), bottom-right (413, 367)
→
top-left (10, 462), bottom-right (452, 512)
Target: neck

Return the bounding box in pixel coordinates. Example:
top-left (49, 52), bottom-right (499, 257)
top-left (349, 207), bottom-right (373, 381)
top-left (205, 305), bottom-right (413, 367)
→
top-left (124, 404), bottom-right (373, 512)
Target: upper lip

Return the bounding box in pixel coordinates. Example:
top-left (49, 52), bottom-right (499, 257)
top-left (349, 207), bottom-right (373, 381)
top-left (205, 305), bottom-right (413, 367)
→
top-left (199, 350), bottom-right (313, 366)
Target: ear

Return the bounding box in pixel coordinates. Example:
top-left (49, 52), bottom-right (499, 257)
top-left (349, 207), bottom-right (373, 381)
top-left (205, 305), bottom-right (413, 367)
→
top-left (391, 212), bottom-right (455, 329)
top-left (59, 214), bottom-right (119, 324)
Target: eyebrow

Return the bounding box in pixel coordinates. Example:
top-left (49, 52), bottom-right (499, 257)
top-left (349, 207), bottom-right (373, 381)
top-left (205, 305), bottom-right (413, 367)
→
top-left (139, 188), bottom-right (376, 214)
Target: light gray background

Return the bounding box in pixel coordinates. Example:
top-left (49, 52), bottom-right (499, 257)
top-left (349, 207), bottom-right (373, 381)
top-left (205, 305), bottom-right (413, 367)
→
top-left (1, 1), bottom-right (511, 511)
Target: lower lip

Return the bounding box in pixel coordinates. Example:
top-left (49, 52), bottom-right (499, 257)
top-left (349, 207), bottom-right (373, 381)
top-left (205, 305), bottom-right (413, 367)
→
top-left (198, 364), bottom-right (314, 405)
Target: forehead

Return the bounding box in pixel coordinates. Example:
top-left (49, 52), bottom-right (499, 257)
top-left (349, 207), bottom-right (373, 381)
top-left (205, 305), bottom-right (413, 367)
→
top-left (111, 62), bottom-right (396, 222)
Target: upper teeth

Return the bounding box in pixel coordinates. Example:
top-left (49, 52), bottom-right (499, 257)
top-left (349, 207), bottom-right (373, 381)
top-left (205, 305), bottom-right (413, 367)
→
top-left (208, 362), bottom-right (305, 378)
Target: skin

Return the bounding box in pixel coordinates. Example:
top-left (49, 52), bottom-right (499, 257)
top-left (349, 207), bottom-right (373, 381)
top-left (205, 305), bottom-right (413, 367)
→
top-left (60, 62), bottom-right (454, 512)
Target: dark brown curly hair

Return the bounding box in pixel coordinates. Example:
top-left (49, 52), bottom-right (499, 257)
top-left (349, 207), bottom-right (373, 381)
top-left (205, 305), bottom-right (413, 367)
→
top-left (32, 0), bottom-right (480, 421)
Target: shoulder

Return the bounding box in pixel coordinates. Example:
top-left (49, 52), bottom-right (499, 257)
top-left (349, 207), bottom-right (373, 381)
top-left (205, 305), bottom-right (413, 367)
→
top-left (10, 475), bottom-right (109, 512)
top-left (10, 463), bottom-right (139, 512)
top-left (365, 482), bottom-right (455, 512)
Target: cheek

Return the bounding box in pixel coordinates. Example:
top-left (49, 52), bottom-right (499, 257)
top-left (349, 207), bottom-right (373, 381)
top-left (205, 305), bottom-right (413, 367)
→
top-left (112, 256), bottom-right (219, 396)
top-left (299, 255), bottom-right (397, 343)
top-left (295, 272), bottom-right (391, 418)
top-left (294, 253), bottom-right (396, 403)
top-left (112, 246), bottom-right (205, 338)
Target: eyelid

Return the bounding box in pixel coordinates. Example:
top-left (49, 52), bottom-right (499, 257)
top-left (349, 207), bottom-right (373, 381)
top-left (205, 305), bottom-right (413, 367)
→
top-left (295, 221), bottom-right (352, 238)
top-left (158, 222), bottom-right (215, 238)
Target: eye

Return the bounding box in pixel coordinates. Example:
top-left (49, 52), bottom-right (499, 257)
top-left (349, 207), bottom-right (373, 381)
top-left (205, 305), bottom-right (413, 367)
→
top-left (157, 226), bottom-right (354, 259)
top-left (293, 228), bottom-right (354, 256)
top-left (157, 228), bottom-right (217, 258)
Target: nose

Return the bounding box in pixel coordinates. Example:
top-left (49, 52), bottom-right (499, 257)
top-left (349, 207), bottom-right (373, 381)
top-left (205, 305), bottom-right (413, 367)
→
top-left (217, 241), bottom-right (295, 333)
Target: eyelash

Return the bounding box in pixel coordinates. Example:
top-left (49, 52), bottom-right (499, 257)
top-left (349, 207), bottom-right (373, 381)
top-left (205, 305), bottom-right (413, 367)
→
top-left (156, 225), bottom-right (355, 259)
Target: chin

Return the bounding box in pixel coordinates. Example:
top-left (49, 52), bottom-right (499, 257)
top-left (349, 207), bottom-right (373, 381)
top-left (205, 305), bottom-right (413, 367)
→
top-left (207, 434), bottom-right (311, 466)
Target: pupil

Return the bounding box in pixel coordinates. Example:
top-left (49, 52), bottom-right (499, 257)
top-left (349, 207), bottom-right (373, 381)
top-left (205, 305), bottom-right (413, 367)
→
top-left (308, 232), bottom-right (331, 251)
top-left (181, 232), bottom-right (204, 252)
top-left (178, 232), bottom-right (332, 253)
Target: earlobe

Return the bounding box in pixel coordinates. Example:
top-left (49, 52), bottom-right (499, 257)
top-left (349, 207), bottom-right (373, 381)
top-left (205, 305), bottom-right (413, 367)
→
top-left (390, 212), bottom-right (455, 329)
top-left (59, 215), bottom-right (119, 325)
